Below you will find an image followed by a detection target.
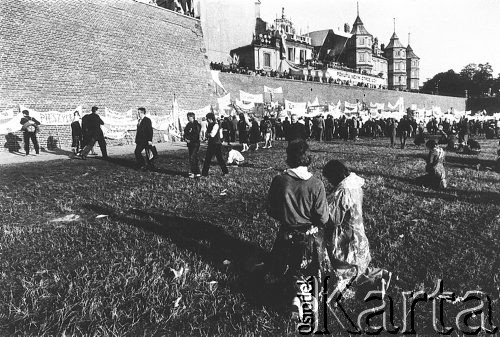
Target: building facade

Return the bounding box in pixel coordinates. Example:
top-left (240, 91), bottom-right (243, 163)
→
top-left (406, 44), bottom-right (420, 91)
top-left (344, 15), bottom-right (374, 74)
top-left (384, 32), bottom-right (407, 90)
top-left (230, 8), bottom-right (313, 72)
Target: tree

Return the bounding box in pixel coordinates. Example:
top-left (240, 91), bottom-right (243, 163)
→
top-left (421, 69), bottom-right (466, 97)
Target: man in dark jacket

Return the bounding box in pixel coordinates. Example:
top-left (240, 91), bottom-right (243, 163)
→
top-left (134, 107), bottom-right (153, 170)
top-left (287, 114), bottom-right (307, 141)
top-left (20, 110), bottom-right (41, 155)
top-left (398, 116), bottom-right (413, 149)
top-left (183, 112), bottom-right (201, 178)
top-left (80, 106), bottom-right (108, 159)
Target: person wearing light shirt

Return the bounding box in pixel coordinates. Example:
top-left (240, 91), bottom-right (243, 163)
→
top-left (201, 112), bottom-right (229, 177)
top-left (226, 147), bottom-right (244, 166)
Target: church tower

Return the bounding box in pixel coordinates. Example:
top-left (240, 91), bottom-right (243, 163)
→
top-left (384, 20), bottom-right (407, 90)
top-left (406, 33), bottom-right (420, 91)
top-left (344, 3), bottom-right (373, 74)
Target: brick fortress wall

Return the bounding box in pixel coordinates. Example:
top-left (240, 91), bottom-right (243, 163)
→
top-left (219, 73), bottom-right (466, 112)
top-left (0, 0), bottom-right (215, 152)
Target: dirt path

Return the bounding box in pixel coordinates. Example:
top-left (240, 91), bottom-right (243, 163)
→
top-left (0, 141), bottom-right (187, 166)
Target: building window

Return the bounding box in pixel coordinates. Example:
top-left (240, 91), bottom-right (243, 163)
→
top-left (396, 50), bottom-right (400, 57)
top-left (288, 48), bottom-right (293, 61)
top-left (359, 53), bottom-right (365, 62)
top-left (359, 37), bottom-right (364, 45)
top-left (300, 50), bottom-right (305, 64)
top-left (399, 76), bottom-right (402, 84)
top-left (395, 63), bottom-right (400, 70)
top-left (263, 52), bottom-right (271, 67)
top-left (402, 63), bottom-right (405, 71)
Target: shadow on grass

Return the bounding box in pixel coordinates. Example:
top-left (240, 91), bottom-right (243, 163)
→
top-left (410, 188), bottom-right (500, 206)
top-left (82, 203), bottom-right (286, 309)
top-left (105, 156), bottom-right (187, 177)
top-left (41, 147), bottom-right (73, 157)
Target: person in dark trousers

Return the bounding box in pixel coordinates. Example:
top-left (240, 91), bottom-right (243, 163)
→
top-left (389, 118), bottom-right (398, 147)
top-left (20, 110), bottom-right (41, 155)
top-left (80, 106), bottom-right (108, 159)
top-left (184, 112), bottom-right (201, 178)
top-left (287, 114), bottom-right (307, 141)
top-left (70, 111), bottom-right (83, 156)
top-left (230, 115), bottom-right (238, 142)
top-left (134, 107), bottom-right (153, 170)
top-left (398, 116), bottom-right (412, 149)
top-left (202, 112), bottom-right (229, 177)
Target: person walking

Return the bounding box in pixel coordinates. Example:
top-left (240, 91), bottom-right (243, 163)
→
top-left (184, 112), bottom-right (201, 178)
top-left (19, 110), bottom-right (41, 156)
top-left (202, 112), bottom-right (229, 177)
top-left (133, 107), bottom-right (154, 170)
top-left (80, 106), bottom-right (108, 159)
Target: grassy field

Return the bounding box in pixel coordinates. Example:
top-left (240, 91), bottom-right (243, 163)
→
top-left (0, 138), bottom-right (499, 336)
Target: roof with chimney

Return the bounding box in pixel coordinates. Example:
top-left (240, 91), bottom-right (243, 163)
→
top-left (385, 32), bottom-right (404, 49)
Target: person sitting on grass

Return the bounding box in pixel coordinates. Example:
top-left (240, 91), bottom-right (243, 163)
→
top-left (266, 139), bottom-right (329, 301)
top-left (226, 146), bottom-right (244, 166)
top-left (322, 160), bottom-right (393, 297)
top-left (416, 140), bottom-right (447, 189)
top-left (461, 138), bottom-right (481, 155)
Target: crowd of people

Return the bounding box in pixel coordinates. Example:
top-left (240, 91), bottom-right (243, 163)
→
top-left (16, 104), bottom-right (500, 319)
top-left (209, 62), bottom-right (387, 89)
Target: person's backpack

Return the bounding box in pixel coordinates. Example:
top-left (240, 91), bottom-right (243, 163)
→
top-left (22, 121), bottom-right (38, 133)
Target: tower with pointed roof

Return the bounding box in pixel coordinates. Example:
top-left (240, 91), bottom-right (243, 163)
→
top-left (406, 33), bottom-right (420, 91)
top-left (343, 3), bottom-right (373, 74)
top-left (384, 20), bottom-right (407, 90)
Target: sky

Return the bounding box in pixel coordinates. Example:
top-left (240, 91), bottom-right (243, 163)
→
top-left (260, 0), bottom-right (500, 84)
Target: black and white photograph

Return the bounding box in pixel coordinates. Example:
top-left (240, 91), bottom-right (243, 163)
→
top-left (1, 0), bottom-right (499, 335)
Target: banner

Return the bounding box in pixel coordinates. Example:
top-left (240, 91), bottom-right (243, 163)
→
top-left (264, 86), bottom-right (283, 94)
top-left (344, 101), bottom-right (359, 110)
top-left (307, 97), bottom-right (320, 107)
top-left (387, 97), bottom-right (404, 113)
top-left (19, 105), bottom-right (84, 126)
top-left (217, 93), bottom-right (231, 110)
top-left (234, 99), bottom-right (255, 112)
top-left (211, 70), bottom-right (226, 92)
top-left (325, 68), bottom-right (386, 86)
top-left (285, 100), bottom-right (307, 116)
top-left (240, 90), bottom-right (263, 104)
top-left (370, 102), bottom-right (385, 111)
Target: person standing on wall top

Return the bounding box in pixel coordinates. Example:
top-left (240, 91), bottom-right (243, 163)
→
top-left (202, 112), bottom-right (229, 177)
top-left (20, 110), bottom-right (40, 156)
top-left (80, 106), bottom-right (108, 160)
top-left (134, 107), bottom-right (154, 171)
top-left (183, 112), bottom-right (201, 178)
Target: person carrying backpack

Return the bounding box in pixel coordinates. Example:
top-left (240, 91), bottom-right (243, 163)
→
top-left (20, 110), bottom-right (41, 156)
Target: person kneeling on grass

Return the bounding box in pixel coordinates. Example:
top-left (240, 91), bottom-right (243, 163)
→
top-left (322, 160), bottom-right (393, 298)
top-left (416, 140), bottom-right (447, 189)
top-left (266, 139), bottom-right (329, 302)
top-left (226, 146), bottom-right (244, 166)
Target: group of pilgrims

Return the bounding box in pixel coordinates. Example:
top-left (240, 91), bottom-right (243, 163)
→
top-left (24, 104), bottom-right (498, 316)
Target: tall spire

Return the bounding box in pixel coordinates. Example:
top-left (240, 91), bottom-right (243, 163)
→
top-left (282, 7), bottom-right (285, 19)
top-left (408, 32), bottom-right (411, 45)
top-left (393, 18), bottom-right (396, 33)
top-left (357, 1), bottom-right (359, 16)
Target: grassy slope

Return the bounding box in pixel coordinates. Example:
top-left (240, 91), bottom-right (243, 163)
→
top-left (0, 139), bottom-right (499, 335)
